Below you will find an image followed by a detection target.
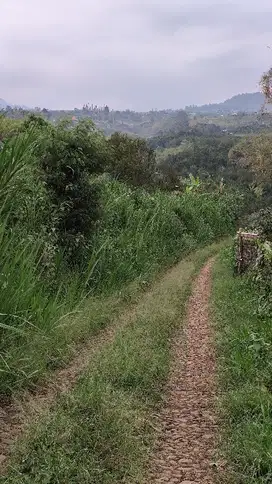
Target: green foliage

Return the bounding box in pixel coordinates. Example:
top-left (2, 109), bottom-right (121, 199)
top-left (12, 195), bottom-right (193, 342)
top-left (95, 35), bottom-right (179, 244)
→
top-left (0, 115), bottom-right (22, 142)
top-left (246, 208), bottom-right (272, 240)
top-left (0, 117), bottom-right (243, 395)
top-left (213, 251), bottom-right (272, 483)
top-left (0, 129), bottom-right (96, 392)
top-left (88, 179), bottom-right (241, 293)
top-left (3, 100), bottom-right (272, 139)
top-left (22, 116), bottom-right (109, 265)
top-left (240, 208), bottom-right (272, 316)
top-left (254, 240), bottom-right (272, 317)
top-left (229, 134), bottom-right (272, 186)
top-left (108, 132), bottom-right (156, 187)
top-left (48, 106), bottom-right (190, 137)
top-left (156, 135), bottom-right (248, 185)
top-left (184, 174), bottom-right (201, 193)
top-left (260, 67), bottom-right (272, 104)
top-left (150, 109), bottom-right (189, 135)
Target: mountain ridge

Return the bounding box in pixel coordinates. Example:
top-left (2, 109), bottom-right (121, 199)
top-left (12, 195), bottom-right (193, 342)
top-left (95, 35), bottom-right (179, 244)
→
top-left (0, 91), bottom-right (267, 114)
top-left (185, 92), bottom-right (265, 114)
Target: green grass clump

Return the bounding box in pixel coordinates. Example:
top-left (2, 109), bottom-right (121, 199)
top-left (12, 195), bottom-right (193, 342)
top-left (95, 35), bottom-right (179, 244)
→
top-left (212, 249), bottom-right (272, 483)
top-left (2, 243), bottom-right (224, 484)
top-left (89, 178), bottom-right (240, 293)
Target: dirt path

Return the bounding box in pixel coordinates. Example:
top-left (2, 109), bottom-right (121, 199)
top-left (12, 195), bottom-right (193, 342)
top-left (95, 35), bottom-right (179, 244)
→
top-left (0, 253), bottom-right (219, 479)
top-left (0, 305), bottom-right (138, 471)
top-left (146, 259), bottom-right (217, 484)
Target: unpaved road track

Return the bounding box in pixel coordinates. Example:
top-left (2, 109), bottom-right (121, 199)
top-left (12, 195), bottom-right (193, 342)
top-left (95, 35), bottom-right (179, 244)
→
top-left (146, 259), bottom-right (217, 484)
top-left (0, 255), bottom-right (219, 481)
top-left (0, 305), bottom-right (138, 471)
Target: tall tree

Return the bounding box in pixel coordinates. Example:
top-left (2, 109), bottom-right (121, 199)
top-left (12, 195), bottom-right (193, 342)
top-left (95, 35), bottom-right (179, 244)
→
top-left (260, 66), bottom-right (272, 103)
top-left (229, 134), bottom-right (272, 185)
top-left (108, 132), bottom-right (156, 187)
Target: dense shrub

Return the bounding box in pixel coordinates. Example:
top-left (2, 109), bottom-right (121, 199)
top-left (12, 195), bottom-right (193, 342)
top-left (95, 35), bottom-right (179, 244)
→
top-left (21, 116), bottom-right (110, 265)
top-left (235, 208), bottom-right (272, 317)
top-left (0, 114), bottom-right (22, 142)
top-left (213, 250), bottom-right (272, 484)
top-left (0, 134), bottom-right (69, 364)
top-left (88, 179), bottom-right (242, 292)
top-left (108, 132), bottom-right (156, 187)
top-left (245, 207), bottom-right (272, 240)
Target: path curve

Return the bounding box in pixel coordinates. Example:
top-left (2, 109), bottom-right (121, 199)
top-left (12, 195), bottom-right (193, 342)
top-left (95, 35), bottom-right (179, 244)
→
top-left (0, 305), bottom-right (138, 472)
top-left (146, 259), bottom-right (217, 484)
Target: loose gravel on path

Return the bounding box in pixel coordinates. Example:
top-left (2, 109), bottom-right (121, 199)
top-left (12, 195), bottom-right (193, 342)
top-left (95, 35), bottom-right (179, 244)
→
top-left (146, 259), bottom-right (217, 484)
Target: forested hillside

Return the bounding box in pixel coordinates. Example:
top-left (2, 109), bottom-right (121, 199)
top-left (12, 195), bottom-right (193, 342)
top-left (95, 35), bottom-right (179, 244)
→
top-left (185, 91), bottom-right (266, 114)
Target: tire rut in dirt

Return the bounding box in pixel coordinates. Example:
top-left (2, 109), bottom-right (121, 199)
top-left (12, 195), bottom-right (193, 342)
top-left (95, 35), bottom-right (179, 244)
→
top-left (146, 259), bottom-right (217, 484)
top-left (0, 308), bottom-right (137, 473)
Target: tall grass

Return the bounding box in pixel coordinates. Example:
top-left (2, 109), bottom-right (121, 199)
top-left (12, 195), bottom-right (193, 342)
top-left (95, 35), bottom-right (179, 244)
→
top-left (0, 134), bottom-right (84, 393)
top-left (88, 178), bottom-right (241, 292)
top-left (0, 135), bottom-right (242, 395)
top-left (3, 243), bottom-right (225, 484)
top-left (212, 249), bottom-right (272, 483)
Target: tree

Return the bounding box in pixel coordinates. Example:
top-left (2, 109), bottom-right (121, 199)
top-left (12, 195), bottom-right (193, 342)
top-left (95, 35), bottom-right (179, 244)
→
top-left (155, 163), bottom-right (180, 191)
top-left (157, 136), bottom-right (238, 182)
top-left (0, 115), bottom-right (22, 141)
top-left (151, 109), bottom-right (189, 136)
top-left (108, 132), bottom-right (156, 187)
top-left (22, 116), bottom-right (110, 265)
top-left (229, 134), bottom-right (272, 185)
top-left (260, 67), bottom-right (272, 103)
top-left (42, 108), bottom-right (50, 119)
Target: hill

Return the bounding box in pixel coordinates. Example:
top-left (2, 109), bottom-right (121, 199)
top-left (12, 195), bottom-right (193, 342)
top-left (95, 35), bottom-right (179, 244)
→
top-left (185, 92), bottom-right (265, 114)
top-left (2, 91), bottom-right (272, 137)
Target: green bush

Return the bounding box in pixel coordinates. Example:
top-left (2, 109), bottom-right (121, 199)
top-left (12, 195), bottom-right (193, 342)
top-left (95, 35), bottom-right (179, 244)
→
top-left (246, 208), bottom-right (272, 240)
top-left (108, 132), bottom-right (156, 187)
top-left (21, 116), bottom-right (109, 266)
top-left (239, 208), bottom-right (272, 317)
top-left (213, 250), bottom-right (272, 483)
top-left (88, 179), bottom-right (242, 292)
top-left (0, 114), bottom-right (22, 142)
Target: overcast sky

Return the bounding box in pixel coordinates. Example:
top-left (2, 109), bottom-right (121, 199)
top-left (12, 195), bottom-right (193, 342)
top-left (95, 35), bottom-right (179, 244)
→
top-left (1, 0), bottom-right (271, 110)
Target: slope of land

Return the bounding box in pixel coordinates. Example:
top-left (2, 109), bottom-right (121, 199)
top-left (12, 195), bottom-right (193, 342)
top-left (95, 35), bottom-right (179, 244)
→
top-left (1, 241), bottom-right (226, 483)
top-left (212, 250), bottom-right (272, 484)
top-left (0, 297), bottom-right (141, 470)
top-left (185, 92), bottom-right (265, 114)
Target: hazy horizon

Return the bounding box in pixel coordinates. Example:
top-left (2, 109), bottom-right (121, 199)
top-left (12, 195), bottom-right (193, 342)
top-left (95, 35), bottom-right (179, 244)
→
top-left (1, 0), bottom-right (271, 111)
top-left (1, 90), bottom-right (263, 112)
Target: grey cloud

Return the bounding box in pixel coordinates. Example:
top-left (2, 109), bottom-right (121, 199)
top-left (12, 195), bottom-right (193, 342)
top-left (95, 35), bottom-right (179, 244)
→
top-left (119, 1), bottom-right (272, 33)
top-left (0, 0), bottom-right (271, 110)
